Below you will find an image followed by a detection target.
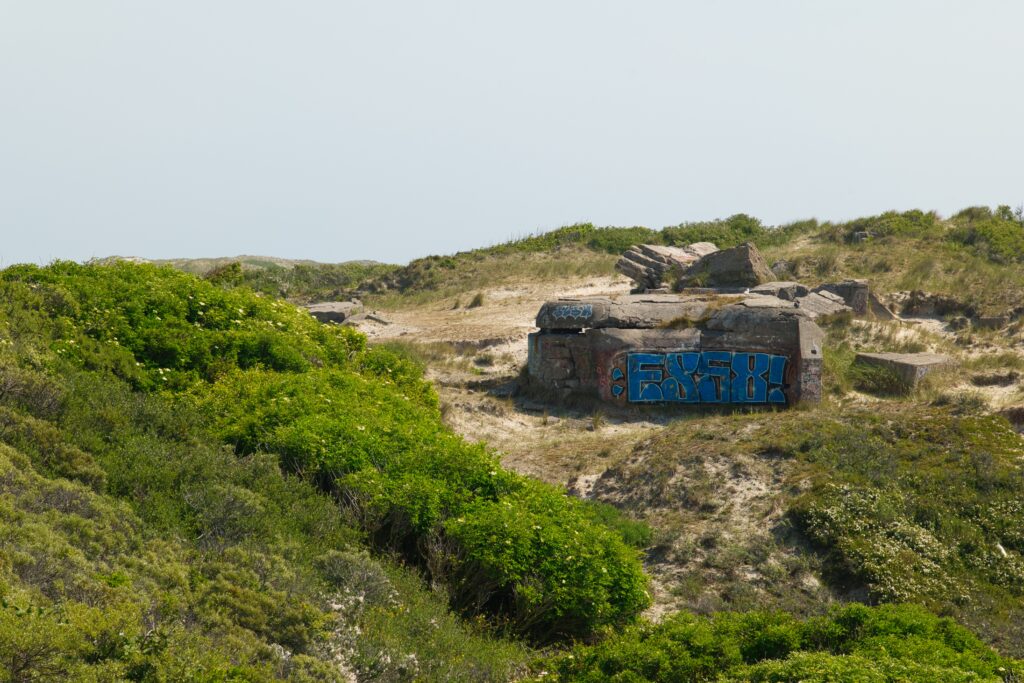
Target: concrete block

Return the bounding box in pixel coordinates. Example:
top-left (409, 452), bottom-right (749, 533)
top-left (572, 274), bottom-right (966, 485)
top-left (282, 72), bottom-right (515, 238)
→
top-left (307, 301), bottom-right (363, 323)
top-left (749, 281), bottom-right (810, 301)
top-left (854, 352), bottom-right (952, 387)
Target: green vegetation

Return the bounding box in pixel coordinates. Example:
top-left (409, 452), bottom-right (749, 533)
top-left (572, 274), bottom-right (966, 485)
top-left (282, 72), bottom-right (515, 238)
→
top-left (146, 206), bottom-right (1024, 315)
top-left (487, 224), bottom-right (660, 256)
top-left (662, 214), bottom-right (815, 250)
top-left (948, 205), bottom-right (1024, 265)
top-left (543, 603), bottom-right (1019, 682)
top-left (223, 261), bottom-right (396, 303)
top-left (831, 209), bottom-right (944, 242)
top-left (6, 205), bottom-right (1024, 680)
top-left (0, 261), bottom-right (649, 679)
top-left (150, 256), bottom-right (397, 304)
top-left (764, 206), bottom-right (1024, 312)
top-left (846, 361), bottom-right (910, 396)
top-left (360, 216), bottom-right (818, 304)
top-left (489, 215), bottom-right (810, 256)
top-left (578, 395), bottom-right (1024, 668)
top-left (785, 408), bottom-right (1024, 654)
top-left (363, 246), bottom-right (617, 307)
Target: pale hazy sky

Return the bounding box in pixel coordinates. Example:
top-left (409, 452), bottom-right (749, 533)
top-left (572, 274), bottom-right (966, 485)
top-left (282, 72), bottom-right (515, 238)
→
top-left (1, 2), bottom-right (1022, 266)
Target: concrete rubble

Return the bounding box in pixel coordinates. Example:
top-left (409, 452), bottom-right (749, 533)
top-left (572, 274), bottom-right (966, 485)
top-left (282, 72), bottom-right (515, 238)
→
top-left (306, 300), bottom-right (363, 324)
top-left (528, 242), bottom-right (901, 407)
top-left (615, 242), bottom-right (719, 291)
top-left (677, 242), bottom-right (775, 289)
top-left (816, 279), bottom-right (896, 320)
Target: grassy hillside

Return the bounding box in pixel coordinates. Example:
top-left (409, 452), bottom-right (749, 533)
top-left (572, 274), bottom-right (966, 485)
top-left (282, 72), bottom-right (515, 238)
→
top-left (591, 400), bottom-right (1024, 653)
top-left (6, 205), bottom-right (1024, 681)
top-left (143, 206), bottom-right (1024, 312)
top-left (105, 255), bottom-right (398, 304)
top-left (355, 207), bottom-right (1024, 314)
top-left (200, 259), bottom-right (397, 304)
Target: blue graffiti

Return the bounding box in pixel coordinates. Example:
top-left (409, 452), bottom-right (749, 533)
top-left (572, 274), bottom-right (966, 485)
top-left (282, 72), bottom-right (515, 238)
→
top-left (550, 303), bottom-right (593, 320)
top-left (619, 351), bottom-right (787, 404)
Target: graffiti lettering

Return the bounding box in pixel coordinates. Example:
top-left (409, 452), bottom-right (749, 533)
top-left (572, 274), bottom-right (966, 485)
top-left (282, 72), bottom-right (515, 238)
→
top-left (616, 351), bottom-right (787, 404)
top-left (550, 303), bottom-right (593, 320)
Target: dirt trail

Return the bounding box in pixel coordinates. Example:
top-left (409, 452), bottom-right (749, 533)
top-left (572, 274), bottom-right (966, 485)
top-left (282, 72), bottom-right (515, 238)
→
top-left (353, 273), bottom-right (662, 483)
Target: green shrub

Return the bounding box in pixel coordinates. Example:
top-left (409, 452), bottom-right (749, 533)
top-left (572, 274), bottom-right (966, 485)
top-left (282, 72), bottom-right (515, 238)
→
top-left (493, 224), bottom-right (661, 255)
top-left (224, 260), bottom-right (396, 303)
top-left (0, 259), bottom-right (536, 678)
top-left (948, 206), bottom-right (1024, 264)
top-left (581, 500), bottom-right (654, 549)
top-left (0, 261), bottom-right (650, 646)
top-left (443, 481), bottom-right (651, 641)
top-left (662, 214), bottom-right (769, 249)
top-left (0, 406), bottom-right (106, 490)
top-left (781, 410), bottom-right (1024, 648)
top-left (848, 361), bottom-right (909, 396)
top-left (585, 226), bottom-right (663, 254)
top-left (544, 604), bottom-right (1018, 682)
top-left (837, 210), bottom-right (942, 242)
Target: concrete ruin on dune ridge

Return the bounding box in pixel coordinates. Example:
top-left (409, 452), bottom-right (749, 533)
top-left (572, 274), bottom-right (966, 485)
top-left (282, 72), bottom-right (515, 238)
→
top-left (526, 242), bottom-right (898, 407)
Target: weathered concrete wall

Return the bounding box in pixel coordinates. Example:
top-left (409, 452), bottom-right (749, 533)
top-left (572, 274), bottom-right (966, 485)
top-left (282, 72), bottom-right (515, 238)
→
top-left (527, 305), bottom-right (824, 406)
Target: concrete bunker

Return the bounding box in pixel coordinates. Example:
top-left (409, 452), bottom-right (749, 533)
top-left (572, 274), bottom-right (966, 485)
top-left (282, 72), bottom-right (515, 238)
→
top-left (526, 293), bottom-right (825, 406)
top-left (525, 242), bottom-right (891, 407)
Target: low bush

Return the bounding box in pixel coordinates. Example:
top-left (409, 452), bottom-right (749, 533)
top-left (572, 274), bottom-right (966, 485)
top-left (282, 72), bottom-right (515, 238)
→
top-left (835, 209), bottom-right (942, 242)
top-left (581, 500), bottom-right (654, 549)
top-left (662, 213), bottom-right (767, 249)
top-left (0, 261), bottom-right (650, 646)
top-left (847, 361), bottom-right (909, 396)
top-left (948, 206), bottom-right (1024, 264)
top-left (544, 603), bottom-right (1020, 682)
top-left (781, 410), bottom-right (1024, 652)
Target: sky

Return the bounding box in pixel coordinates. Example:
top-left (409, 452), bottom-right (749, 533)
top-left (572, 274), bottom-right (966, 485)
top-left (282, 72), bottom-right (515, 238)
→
top-left (1, 1), bottom-right (1023, 266)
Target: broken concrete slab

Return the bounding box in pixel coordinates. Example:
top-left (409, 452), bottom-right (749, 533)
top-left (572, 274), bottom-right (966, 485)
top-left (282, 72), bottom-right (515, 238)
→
top-left (815, 280), bottom-right (870, 314)
top-left (615, 242), bottom-right (720, 290)
top-left (854, 352), bottom-right (952, 388)
top-left (866, 294), bottom-right (898, 320)
top-left (634, 242), bottom-right (718, 265)
top-left (793, 292), bottom-right (853, 320)
top-left (749, 281), bottom-right (810, 301)
top-left (678, 242), bottom-right (774, 288)
top-left (705, 301), bottom-right (808, 329)
top-left (341, 312), bottom-right (391, 326)
top-left (535, 295), bottom-right (731, 330)
top-left (738, 294), bottom-right (801, 309)
top-left (814, 279), bottom-right (896, 320)
top-left (306, 300), bottom-right (363, 323)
